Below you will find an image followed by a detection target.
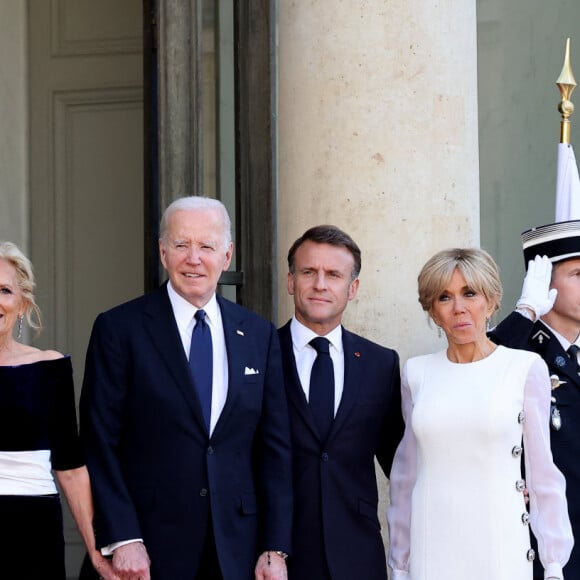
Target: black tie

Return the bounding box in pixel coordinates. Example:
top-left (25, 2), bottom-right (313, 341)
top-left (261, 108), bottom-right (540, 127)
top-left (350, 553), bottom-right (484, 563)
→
top-left (568, 344), bottom-right (580, 374)
top-left (189, 310), bottom-right (213, 431)
top-left (309, 337), bottom-right (334, 442)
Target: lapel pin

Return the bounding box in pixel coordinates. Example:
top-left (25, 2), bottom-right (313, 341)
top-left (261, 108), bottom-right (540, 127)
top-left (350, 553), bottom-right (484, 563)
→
top-left (550, 374), bottom-right (566, 390)
top-left (354, 352), bottom-right (361, 358)
top-left (236, 329), bottom-right (244, 336)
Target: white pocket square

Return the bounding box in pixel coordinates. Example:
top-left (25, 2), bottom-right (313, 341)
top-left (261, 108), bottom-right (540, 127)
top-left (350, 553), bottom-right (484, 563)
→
top-left (244, 367), bottom-right (259, 375)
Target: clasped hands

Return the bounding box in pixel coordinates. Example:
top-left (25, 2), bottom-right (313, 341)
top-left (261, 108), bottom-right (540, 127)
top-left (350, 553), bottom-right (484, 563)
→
top-left (106, 543), bottom-right (287, 580)
top-left (255, 550), bottom-right (288, 580)
top-left (107, 542), bottom-right (150, 580)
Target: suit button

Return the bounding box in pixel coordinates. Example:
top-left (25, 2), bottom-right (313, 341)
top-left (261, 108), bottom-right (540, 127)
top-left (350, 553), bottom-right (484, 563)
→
top-left (515, 479), bottom-right (525, 492)
top-left (200, 488), bottom-right (208, 497)
top-left (526, 548), bottom-right (535, 561)
top-left (521, 512), bottom-right (530, 525)
top-left (321, 453), bottom-right (329, 462)
top-left (207, 446), bottom-right (214, 455)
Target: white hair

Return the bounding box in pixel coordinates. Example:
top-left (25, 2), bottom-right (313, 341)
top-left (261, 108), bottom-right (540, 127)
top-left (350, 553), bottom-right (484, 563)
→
top-left (159, 196), bottom-right (232, 249)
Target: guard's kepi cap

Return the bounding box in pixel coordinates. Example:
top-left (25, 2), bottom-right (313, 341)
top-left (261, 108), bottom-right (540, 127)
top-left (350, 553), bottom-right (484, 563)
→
top-left (522, 219), bottom-right (580, 265)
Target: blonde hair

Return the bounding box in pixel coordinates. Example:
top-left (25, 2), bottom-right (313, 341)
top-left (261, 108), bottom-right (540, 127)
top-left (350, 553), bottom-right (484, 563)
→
top-left (0, 242), bottom-right (42, 331)
top-left (418, 248), bottom-right (502, 317)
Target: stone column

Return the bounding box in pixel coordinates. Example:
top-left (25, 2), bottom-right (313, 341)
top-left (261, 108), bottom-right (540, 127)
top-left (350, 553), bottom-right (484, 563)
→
top-left (157, 0), bottom-right (203, 208)
top-left (277, 0), bottom-right (480, 359)
top-left (277, 0), bottom-right (479, 552)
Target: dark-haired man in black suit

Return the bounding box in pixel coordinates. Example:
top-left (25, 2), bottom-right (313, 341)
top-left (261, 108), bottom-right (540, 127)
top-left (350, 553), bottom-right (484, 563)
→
top-left (278, 225), bottom-right (404, 580)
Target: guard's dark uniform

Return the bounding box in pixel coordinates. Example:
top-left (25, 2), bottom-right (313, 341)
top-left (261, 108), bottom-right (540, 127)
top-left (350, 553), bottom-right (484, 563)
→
top-left (490, 312), bottom-right (580, 579)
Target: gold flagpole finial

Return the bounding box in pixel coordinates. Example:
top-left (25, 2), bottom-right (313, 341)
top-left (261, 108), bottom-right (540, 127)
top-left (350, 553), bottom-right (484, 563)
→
top-left (557, 38), bottom-right (577, 144)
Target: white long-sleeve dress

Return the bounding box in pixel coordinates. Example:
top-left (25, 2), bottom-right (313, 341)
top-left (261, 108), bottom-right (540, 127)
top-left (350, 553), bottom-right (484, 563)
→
top-left (387, 346), bottom-right (573, 580)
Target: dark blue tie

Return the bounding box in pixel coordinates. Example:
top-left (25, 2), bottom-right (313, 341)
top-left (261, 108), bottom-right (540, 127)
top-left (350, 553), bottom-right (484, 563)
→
top-left (568, 344), bottom-right (580, 374)
top-left (189, 309), bottom-right (213, 431)
top-left (309, 337), bottom-right (334, 442)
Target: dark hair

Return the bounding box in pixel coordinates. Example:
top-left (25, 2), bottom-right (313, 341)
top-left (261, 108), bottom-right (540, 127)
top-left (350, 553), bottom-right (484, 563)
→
top-left (287, 225), bottom-right (362, 281)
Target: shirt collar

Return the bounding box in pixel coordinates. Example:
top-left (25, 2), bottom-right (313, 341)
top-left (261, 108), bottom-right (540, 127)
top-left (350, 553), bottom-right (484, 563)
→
top-left (539, 319), bottom-right (580, 351)
top-left (166, 281), bottom-right (219, 331)
top-left (290, 316), bottom-right (343, 353)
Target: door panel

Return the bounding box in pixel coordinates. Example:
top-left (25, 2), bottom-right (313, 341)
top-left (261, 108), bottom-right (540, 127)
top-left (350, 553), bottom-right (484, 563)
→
top-left (54, 88), bottom-right (144, 357)
top-left (28, 1), bottom-right (143, 575)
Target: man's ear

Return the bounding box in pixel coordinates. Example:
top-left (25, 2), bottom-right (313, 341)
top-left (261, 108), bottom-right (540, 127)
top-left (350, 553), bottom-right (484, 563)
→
top-left (222, 242), bottom-right (234, 271)
top-left (347, 278), bottom-right (359, 301)
top-left (159, 239), bottom-right (168, 269)
top-left (287, 272), bottom-right (295, 296)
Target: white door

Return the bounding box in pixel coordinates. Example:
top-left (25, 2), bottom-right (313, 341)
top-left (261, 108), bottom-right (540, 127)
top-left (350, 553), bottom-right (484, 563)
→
top-left (28, 0), bottom-right (143, 575)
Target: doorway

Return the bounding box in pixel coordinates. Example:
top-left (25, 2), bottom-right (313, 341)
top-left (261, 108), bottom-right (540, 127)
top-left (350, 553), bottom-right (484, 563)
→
top-left (28, 1), bottom-right (276, 576)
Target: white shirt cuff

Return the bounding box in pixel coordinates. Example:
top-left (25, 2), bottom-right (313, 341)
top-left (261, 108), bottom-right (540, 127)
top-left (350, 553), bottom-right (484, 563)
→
top-left (100, 538), bottom-right (143, 557)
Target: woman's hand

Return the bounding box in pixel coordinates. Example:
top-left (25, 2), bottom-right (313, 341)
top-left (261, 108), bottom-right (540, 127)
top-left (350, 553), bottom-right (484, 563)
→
top-left (90, 552), bottom-right (121, 580)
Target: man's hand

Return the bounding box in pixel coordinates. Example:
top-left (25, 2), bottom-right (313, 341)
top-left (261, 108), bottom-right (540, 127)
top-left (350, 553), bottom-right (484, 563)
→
top-left (255, 551), bottom-right (288, 580)
top-left (516, 255), bottom-right (558, 320)
top-left (111, 542), bottom-right (151, 580)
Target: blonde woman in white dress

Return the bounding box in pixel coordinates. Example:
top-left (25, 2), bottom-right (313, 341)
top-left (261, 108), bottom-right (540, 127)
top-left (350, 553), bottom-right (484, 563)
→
top-left (387, 248), bottom-right (573, 580)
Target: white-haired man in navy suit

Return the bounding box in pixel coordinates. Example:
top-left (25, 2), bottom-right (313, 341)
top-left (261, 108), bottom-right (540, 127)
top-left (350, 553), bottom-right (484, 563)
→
top-left (81, 196), bottom-right (292, 580)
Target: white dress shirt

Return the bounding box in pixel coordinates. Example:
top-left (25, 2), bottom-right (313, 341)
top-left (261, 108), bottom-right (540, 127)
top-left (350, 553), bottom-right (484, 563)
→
top-left (290, 316), bottom-right (344, 416)
top-left (539, 319), bottom-right (580, 358)
top-left (166, 281), bottom-right (229, 435)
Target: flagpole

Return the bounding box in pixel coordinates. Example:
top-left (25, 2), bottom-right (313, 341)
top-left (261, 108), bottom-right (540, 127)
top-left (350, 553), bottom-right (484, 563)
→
top-left (557, 38), bottom-right (577, 145)
top-left (555, 38), bottom-right (580, 221)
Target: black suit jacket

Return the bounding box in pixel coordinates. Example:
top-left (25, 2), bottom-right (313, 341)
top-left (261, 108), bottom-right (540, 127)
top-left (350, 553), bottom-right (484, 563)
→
top-left (80, 285), bottom-right (293, 580)
top-left (490, 312), bottom-right (580, 578)
top-left (278, 321), bottom-right (404, 580)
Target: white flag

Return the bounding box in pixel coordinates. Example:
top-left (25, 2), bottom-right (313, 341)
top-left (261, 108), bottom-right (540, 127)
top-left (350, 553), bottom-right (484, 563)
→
top-left (555, 142), bottom-right (580, 221)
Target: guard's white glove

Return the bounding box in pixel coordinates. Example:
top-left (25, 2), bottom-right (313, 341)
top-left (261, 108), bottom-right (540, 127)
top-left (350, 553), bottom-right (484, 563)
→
top-left (516, 255), bottom-right (558, 320)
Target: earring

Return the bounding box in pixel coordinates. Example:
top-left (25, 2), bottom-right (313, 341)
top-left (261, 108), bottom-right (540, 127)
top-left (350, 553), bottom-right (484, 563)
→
top-left (431, 318), bottom-right (441, 338)
top-left (17, 315), bottom-right (23, 340)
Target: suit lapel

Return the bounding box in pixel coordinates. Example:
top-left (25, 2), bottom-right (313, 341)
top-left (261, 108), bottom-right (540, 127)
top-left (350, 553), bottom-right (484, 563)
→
top-left (278, 321), bottom-right (320, 439)
top-left (210, 296), bottom-right (250, 438)
top-left (330, 328), bottom-right (362, 438)
top-left (142, 285), bottom-right (206, 429)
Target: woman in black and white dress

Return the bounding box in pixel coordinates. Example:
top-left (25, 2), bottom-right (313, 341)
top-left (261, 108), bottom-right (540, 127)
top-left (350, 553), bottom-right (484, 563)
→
top-left (0, 241), bottom-right (117, 579)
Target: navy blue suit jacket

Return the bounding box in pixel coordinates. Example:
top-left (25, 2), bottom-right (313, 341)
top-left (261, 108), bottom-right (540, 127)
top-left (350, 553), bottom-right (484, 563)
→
top-left (80, 286), bottom-right (293, 580)
top-left (278, 321), bottom-right (404, 580)
top-left (490, 312), bottom-right (580, 578)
